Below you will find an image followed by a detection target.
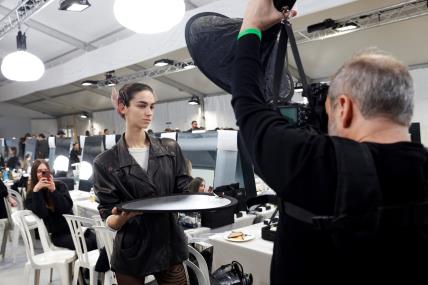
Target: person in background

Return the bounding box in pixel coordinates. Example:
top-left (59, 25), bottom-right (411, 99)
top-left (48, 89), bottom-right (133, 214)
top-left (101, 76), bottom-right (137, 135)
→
top-left (25, 159), bottom-right (97, 250)
top-left (18, 137), bottom-right (26, 160)
top-left (187, 177), bottom-right (206, 193)
top-left (35, 133), bottom-right (49, 159)
top-left (94, 82), bottom-right (192, 285)
top-left (57, 130), bottom-right (66, 138)
top-left (104, 129), bottom-right (109, 135)
top-left (85, 130), bottom-right (91, 136)
top-left (69, 143), bottom-right (81, 165)
top-left (21, 153), bottom-right (32, 174)
top-left (186, 120), bottom-right (200, 132)
top-left (0, 179), bottom-right (17, 208)
top-left (6, 147), bottom-right (21, 170)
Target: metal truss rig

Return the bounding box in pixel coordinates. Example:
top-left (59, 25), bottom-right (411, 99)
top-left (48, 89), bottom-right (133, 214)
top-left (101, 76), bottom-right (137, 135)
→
top-left (96, 59), bottom-right (196, 87)
top-left (0, 0), bottom-right (54, 39)
top-left (294, 0), bottom-right (428, 45)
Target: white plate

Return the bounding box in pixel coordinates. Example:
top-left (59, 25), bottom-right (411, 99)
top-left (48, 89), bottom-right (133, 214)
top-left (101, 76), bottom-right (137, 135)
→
top-left (223, 232), bottom-right (255, 242)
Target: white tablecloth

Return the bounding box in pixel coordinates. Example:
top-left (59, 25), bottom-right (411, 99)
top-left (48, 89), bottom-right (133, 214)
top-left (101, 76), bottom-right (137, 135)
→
top-left (69, 190), bottom-right (91, 201)
top-left (74, 200), bottom-right (99, 218)
top-left (209, 223), bottom-right (274, 285)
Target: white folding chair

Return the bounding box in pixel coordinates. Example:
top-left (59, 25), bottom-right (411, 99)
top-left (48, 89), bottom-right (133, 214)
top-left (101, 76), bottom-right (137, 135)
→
top-left (1, 189), bottom-right (32, 263)
top-left (93, 225), bottom-right (117, 285)
top-left (12, 210), bottom-right (76, 285)
top-left (63, 214), bottom-right (99, 285)
top-left (184, 245), bottom-right (210, 285)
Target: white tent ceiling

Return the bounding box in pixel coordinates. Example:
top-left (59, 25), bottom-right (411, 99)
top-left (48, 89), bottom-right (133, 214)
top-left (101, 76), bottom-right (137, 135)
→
top-left (0, 0), bottom-right (427, 118)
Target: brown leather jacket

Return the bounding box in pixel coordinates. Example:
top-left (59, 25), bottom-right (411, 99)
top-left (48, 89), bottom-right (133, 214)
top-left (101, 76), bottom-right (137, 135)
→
top-left (93, 134), bottom-right (192, 276)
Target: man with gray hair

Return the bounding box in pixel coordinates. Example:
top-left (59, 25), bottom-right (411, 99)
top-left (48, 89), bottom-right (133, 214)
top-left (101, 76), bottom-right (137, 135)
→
top-left (231, 0), bottom-right (428, 284)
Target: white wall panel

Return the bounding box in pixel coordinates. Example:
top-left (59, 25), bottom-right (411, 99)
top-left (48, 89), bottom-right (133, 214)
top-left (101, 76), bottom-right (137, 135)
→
top-left (0, 117), bottom-right (31, 138)
top-left (411, 67), bottom-right (428, 145)
top-left (150, 100), bottom-right (200, 132)
top-left (204, 94), bottom-right (237, 130)
top-left (31, 119), bottom-right (58, 136)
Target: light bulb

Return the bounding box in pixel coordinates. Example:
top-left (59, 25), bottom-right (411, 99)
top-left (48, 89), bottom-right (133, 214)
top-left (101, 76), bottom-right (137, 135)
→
top-left (1, 51), bottom-right (45, 81)
top-left (113, 0), bottom-right (185, 34)
top-left (53, 155), bottom-right (69, 172)
top-left (80, 161), bottom-right (93, 180)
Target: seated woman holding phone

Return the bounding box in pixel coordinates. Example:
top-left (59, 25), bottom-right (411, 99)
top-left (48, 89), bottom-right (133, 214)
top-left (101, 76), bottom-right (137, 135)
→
top-left (25, 159), bottom-right (97, 250)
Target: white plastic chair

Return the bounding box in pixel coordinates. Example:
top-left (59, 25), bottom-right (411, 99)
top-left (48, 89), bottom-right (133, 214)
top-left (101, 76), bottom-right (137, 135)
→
top-left (184, 245), bottom-right (210, 285)
top-left (12, 210), bottom-right (76, 285)
top-left (63, 214), bottom-right (100, 285)
top-left (93, 225), bottom-right (117, 285)
top-left (1, 189), bottom-right (32, 263)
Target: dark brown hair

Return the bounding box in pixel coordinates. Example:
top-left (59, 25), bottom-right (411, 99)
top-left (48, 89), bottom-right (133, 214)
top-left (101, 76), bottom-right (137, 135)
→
top-left (118, 83), bottom-right (154, 107)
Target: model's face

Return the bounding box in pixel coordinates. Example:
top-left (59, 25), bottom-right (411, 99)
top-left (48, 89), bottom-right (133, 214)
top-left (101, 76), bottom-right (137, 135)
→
top-left (36, 163), bottom-right (50, 181)
top-left (123, 91), bottom-right (156, 130)
top-left (198, 181), bottom-right (206, 192)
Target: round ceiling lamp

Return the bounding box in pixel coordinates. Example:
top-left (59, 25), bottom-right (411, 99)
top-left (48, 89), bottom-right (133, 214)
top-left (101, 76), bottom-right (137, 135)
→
top-left (113, 0), bottom-right (185, 34)
top-left (1, 31), bottom-right (45, 82)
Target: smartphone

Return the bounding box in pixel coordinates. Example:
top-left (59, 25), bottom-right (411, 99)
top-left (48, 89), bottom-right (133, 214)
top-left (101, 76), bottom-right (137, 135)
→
top-left (41, 171), bottom-right (51, 181)
top-left (273, 0), bottom-right (297, 12)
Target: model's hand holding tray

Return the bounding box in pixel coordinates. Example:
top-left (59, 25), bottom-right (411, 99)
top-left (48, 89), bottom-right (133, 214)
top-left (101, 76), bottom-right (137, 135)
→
top-left (117, 193), bottom-right (237, 213)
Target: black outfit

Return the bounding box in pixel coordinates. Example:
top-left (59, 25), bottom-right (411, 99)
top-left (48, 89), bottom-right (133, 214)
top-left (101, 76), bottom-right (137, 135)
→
top-left (69, 149), bottom-right (80, 165)
top-left (6, 156), bottom-right (20, 170)
top-left (25, 180), bottom-right (97, 250)
top-left (36, 140), bottom-right (50, 159)
top-left (0, 180), bottom-right (8, 219)
top-left (231, 35), bottom-right (428, 284)
top-left (94, 135), bottom-right (192, 277)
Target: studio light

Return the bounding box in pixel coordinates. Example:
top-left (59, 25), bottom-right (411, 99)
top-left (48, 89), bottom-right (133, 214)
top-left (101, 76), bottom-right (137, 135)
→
top-left (105, 70), bottom-right (117, 86)
top-left (294, 82), bottom-right (303, 93)
top-left (188, 95), bottom-right (200, 105)
top-left (53, 155), bottom-right (69, 172)
top-left (113, 0), bottom-right (185, 34)
top-left (183, 62), bottom-right (195, 70)
top-left (81, 80), bottom-right (98, 86)
top-left (335, 22), bottom-right (359, 32)
top-left (1, 31), bottom-right (45, 82)
top-left (106, 79), bottom-right (118, 87)
top-left (59, 0), bottom-right (91, 12)
top-left (80, 111), bottom-right (89, 119)
top-left (154, 59), bottom-right (175, 67)
top-left (307, 18), bottom-right (337, 33)
top-left (79, 161), bottom-right (93, 180)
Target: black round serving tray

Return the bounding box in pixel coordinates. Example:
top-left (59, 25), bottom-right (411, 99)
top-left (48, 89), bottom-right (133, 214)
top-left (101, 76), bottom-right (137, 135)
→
top-left (117, 193), bottom-right (237, 213)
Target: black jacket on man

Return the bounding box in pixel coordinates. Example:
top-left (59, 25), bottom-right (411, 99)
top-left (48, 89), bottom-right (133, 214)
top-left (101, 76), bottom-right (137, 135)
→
top-left (93, 134), bottom-right (192, 277)
top-left (231, 35), bottom-right (428, 284)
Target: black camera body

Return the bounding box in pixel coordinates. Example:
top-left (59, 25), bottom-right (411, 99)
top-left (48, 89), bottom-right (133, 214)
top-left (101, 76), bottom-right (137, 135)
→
top-left (275, 83), bottom-right (329, 133)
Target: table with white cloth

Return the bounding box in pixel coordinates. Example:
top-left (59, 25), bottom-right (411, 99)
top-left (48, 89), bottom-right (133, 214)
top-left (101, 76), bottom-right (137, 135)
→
top-left (69, 190), bottom-right (92, 215)
top-left (74, 199), bottom-right (99, 218)
top-left (209, 223), bottom-right (274, 285)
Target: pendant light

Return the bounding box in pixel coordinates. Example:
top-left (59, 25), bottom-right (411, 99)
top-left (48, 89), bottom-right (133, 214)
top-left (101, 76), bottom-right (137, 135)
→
top-left (1, 31), bottom-right (45, 82)
top-left (113, 0), bottom-right (185, 34)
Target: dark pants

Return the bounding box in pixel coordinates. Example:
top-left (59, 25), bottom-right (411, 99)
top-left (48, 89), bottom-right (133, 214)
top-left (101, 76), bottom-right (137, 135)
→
top-left (52, 229), bottom-right (98, 251)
